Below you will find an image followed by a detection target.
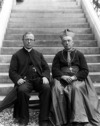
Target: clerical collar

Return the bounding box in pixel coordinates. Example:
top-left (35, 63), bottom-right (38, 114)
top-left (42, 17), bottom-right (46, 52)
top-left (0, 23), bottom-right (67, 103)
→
top-left (24, 47), bottom-right (32, 52)
top-left (64, 48), bottom-right (75, 52)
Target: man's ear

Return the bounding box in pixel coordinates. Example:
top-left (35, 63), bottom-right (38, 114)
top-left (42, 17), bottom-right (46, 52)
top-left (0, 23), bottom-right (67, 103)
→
top-left (72, 40), bottom-right (74, 45)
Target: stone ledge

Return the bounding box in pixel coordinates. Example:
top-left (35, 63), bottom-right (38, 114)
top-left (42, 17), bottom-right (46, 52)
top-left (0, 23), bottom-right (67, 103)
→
top-left (0, 0), bottom-right (14, 50)
top-left (81, 0), bottom-right (100, 47)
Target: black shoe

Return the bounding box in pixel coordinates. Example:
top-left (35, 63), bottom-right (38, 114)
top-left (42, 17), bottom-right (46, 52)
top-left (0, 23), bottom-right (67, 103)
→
top-left (39, 120), bottom-right (49, 126)
top-left (18, 120), bottom-right (28, 126)
top-left (13, 118), bottom-right (19, 124)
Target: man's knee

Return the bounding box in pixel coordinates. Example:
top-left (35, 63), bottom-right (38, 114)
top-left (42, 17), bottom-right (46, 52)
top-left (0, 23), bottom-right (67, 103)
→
top-left (72, 81), bottom-right (85, 91)
top-left (42, 84), bottom-right (50, 92)
top-left (52, 79), bottom-right (64, 93)
top-left (18, 84), bottom-right (28, 93)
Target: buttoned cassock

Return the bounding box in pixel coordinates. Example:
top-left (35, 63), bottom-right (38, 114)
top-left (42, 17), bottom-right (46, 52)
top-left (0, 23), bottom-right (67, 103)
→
top-left (9, 47), bottom-right (51, 124)
top-left (51, 49), bottom-right (100, 126)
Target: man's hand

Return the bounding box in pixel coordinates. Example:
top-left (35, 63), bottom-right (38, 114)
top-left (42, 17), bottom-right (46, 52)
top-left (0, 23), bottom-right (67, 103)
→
top-left (70, 76), bottom-right (77, 81)
top-left (42, 77), bottom-right (49, 84)
top-left (17, 78), bottom-right (26, 85)
top-left (61, 75), bottom-right (72, 83)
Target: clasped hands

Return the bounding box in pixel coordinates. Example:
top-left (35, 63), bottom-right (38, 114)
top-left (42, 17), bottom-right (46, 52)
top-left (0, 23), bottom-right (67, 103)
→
top-left (17, 77), bottom-right (49, 85)
top-left (61, 75), bottom-right (77, 84)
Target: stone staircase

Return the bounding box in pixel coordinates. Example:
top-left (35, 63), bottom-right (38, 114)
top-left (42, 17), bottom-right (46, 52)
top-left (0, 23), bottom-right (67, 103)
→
top-left (0, 0), bottom-right (100, 107)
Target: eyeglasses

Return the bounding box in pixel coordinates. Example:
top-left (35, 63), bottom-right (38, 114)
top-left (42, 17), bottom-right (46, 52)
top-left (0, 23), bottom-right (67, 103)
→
top-left (24, 38), bottom-right (35, 41)
top-left (63, 39), bottom-right (72, 42)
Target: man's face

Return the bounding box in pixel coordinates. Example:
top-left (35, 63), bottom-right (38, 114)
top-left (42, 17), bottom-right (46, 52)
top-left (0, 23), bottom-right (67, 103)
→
top-left (62, 36), bottom-right (74, 50)
top-left (23, 33), bottom-right (35, 49)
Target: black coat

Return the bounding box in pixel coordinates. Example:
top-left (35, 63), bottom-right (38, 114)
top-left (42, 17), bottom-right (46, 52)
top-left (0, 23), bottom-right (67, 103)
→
top-left (0, 48), bottom-right (50, 112)
top-left (9, 47), bottom-right (50, 85)
top-left (52, 49), bottom-right (89, 81)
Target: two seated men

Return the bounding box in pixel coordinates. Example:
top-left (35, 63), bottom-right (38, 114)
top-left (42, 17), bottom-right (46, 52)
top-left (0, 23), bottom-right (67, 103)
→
top-left (1, 31), bottom-right (100, 126)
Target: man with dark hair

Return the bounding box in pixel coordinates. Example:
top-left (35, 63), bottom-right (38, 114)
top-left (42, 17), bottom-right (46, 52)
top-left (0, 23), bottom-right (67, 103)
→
top-left (9, 32), bottom-right (51, 126)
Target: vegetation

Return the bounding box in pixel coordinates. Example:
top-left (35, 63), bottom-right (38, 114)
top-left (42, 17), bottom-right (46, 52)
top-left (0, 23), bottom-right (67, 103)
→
top-left (0, 108), bottom-right (39, 126)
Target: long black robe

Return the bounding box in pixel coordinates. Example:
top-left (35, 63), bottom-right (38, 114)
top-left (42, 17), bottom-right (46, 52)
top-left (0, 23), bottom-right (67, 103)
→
top-left (0, 48), bottom-right (51, 122)
top-left (51, 49), bottom-right (100, 126)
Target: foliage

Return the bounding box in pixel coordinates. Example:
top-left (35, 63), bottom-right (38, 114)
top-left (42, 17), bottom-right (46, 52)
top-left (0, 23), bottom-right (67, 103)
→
top-left (91, 0), bottom-right (100, 17)
top-left (0, 108), bottom-right (39, 126)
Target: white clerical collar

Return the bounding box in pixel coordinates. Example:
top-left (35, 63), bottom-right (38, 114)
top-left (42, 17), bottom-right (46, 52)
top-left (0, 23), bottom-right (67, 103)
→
top-left (24, 47), bottom-right (32, 52)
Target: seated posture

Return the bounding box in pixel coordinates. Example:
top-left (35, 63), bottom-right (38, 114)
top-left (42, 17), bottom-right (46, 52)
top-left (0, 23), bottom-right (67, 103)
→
top-left (51, 29), bottom-right (100, 126)
top-left (9, 32), bottom-right (51, 126)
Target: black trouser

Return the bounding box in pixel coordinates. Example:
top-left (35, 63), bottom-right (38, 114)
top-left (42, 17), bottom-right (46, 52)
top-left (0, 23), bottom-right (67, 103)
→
top-left (13, 77), bottom-right (51, 124)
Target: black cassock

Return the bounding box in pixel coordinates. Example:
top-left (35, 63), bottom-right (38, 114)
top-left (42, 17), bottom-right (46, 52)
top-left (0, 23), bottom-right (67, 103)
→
top-left (0, 47), bottom-right (51, 124)
top-left (0, 86), bottom-right (17, 112)
top-left (51, 49), bottom-right (100, 126)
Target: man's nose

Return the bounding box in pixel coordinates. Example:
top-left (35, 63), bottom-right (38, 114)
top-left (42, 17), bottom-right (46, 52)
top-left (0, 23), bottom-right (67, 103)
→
top-left (66, 41), bottom-right (69, 44)
top-left (28, 39), bottom-right (31, 43)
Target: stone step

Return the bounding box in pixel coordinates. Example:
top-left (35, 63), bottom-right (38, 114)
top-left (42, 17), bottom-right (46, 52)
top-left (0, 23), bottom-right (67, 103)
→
top-left (15, 0), bottom-right (75, 3)
top-left (14, 0), bottom-right (75, 1)
top-left (13, 6), bottom-right (78, 10)
top-left (51, 0), bottom-right (75, 1)
top-left (3, 40), bottom-right (97, 47)
top-left (8, 23), bottom-right (89, 28)
top-left (0, 72), bottom-right (100, 83)
top-left (0, 95), bottom-right (100, 106)
top-left (13, 7), bottom-right (80, 12)
top-left (6, 28), bottom-right (92, 34)
top-left (9, 18), bottom-right (86, 23)
top-left (45, 54), bottom-right (100, 63)
top-left (56, 0), bottom-right (75, 1)
top-left (13, 4), bottom-right (79, 10)
top-left (0, 54), bottom-right (100, 64)
top-left (10, 12), bottom-right (84, 18)
top-left (1, 47), bottom-right (99, 55)
top-left (94, 83), bottom-right (100, 95)
top-left (0, 63), bottom-right (100, 73)
top-left (13, 0), bottom-right (80, 10)
top-left (86, 55), bottom-right (100, 63)
top-left (0, 95), bottom-right (39, 102)
top-left (88, 63), bottom-right (100, 72)
top-left (9, 13), bottom-right (85, 19)
top-left (19, 0), bottom-right (74, 2)
top-left (0, 64), bottom-right (9, 72)
top-left (15, 0), bottom-right (75, 2)
top-left (0, 82), bottom-right (99, 87)
top-left (0, 84), bottom-right (14, 96)
top-left (89, 72), bottom-right (100, 83)
top-left (13, 6), bottom-right (81, 11)
top-left (12, 8), bottom-right (83, 13)
top-left (14, 1), bottom-right (77, 6)
top-left (0, 84), bottom-right (39, 96)
top-left (4, 34), bottom-right (94, 40)
top-left (0, 81), bottom-right (100, 96)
